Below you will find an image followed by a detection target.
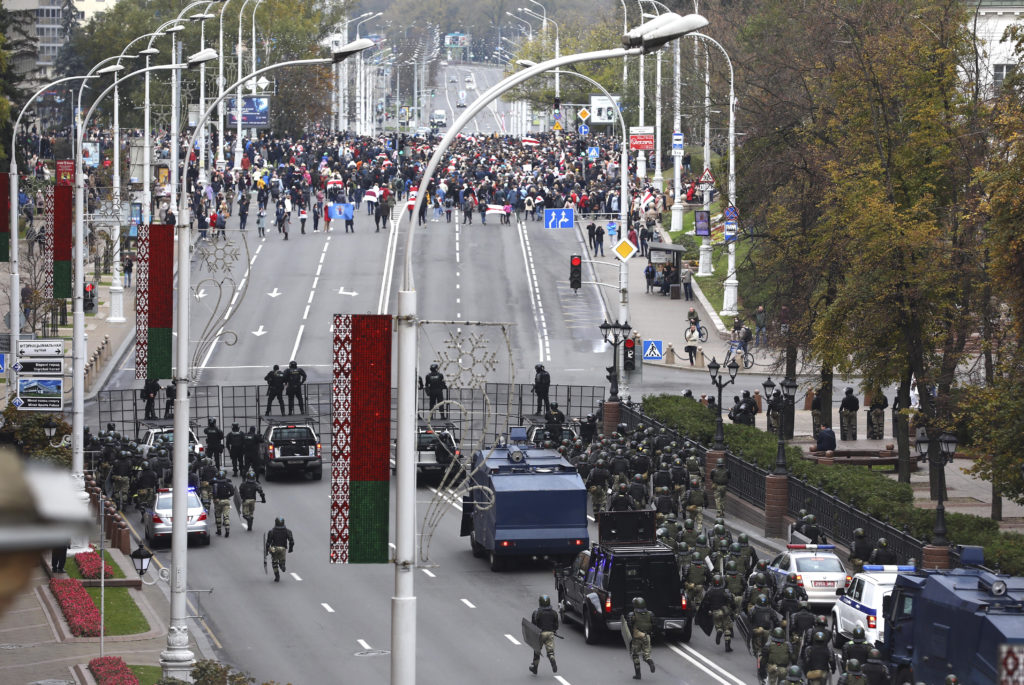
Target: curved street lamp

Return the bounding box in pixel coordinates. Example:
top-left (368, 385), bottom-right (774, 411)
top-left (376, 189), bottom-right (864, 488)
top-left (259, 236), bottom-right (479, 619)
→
top-left (915, 430), bottom-right (958, 546)
top-left (763, 376), bottom-right (798, 474)
top-left (707, 356), bottom-right (739, 450)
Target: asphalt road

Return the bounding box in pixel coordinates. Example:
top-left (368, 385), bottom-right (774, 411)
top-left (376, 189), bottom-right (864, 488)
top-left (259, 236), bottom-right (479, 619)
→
top-left (95, 62), bottom-right (788, 685)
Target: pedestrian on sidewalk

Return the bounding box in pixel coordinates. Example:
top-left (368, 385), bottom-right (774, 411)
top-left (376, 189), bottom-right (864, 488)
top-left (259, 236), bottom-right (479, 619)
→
top-left (594, 224), bottom-right (605, 256)
top-left (754, 305), bottom-right (767, 346)
top-left (256, 209), bottom-right (266, 238)
top-left (684, 322), bottom-right (700, 365)
top-left (123, 255), bottom-right (133, 288)
top-left (681, 264), bottom-right (693, 300)
top-left (644, 261), bottom-right (657, 294)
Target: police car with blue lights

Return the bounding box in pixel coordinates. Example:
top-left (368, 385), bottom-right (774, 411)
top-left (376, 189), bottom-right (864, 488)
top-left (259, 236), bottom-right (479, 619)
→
top-left (767, 544), bottom-right (851, 607)
top-left (831, 564), bottom-right (915, 648)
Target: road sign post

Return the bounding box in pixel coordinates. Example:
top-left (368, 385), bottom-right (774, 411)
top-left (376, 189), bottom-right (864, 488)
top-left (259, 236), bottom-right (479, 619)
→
top-left (672, 132), bottom-right (685, 157)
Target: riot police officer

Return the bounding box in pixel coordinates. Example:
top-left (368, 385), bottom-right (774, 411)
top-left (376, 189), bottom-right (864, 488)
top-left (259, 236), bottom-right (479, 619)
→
top-left (264, 364), bottom-right (286, 415)
top-left (759, 627), bottom-right (794, 685)
top-left (801, 630), bottom-right (837, 684)
top-left (869, 537), bottom-right (897, 565)
top-left (141, 377), bottom-right (161, 420)
top-left (710, 458), bottom-right (730, 518)
top-left (626, 596), bottom-right (656, 679)
top-left (532, 363), bottom-right (550, 415)
top-left (627, 474), bottom-right (648, 509)
top-left (133, 460), bottom-right (159, 521)
top-left (204, 418), bottom-right (224, 469)
top-left (164, 381), bottom-right (176, 419)
top-left (609, 483), bottom-right (636, 511)
top-left (867, 392), bottom-right (888, 439)
top-left (238, 470), bottom-right (266, 531)
top-left (544, 402), bottom-right (566, 441)
top-left (701, 574), bottom-right (735, 652)
top-left (580, 413), bottom-right (597, 445)
top-left (243, 426), bottom-right (263, 481)
top-left (861, 648), bottom-right (890, 685)
top-left (225, 423), bottom-right (245, 476)
top-left (839, 387), bottom-right (860, 440)
top-left (586, 459), bottom-right (611, 515)
top-left (682, 550), bottom-right (709, 608)
top-left (836, 659), bottom-right (867, 685)
top-left (841, 626), bottom-right (871, 672)
top-left (284, 360), bottom-right (307, 414)
top-left (211, 470), bottom-right (235, 537)
top-left (528, 595), bottom-right (559, 674)
top-left (423, 363), bottom-right (447, 419)
top-left (850, 527), bottom-right (873, 573)
top-left (684, 477), bottom-right (706, 529)
top-left (265, 516), bottom-right (295, 582)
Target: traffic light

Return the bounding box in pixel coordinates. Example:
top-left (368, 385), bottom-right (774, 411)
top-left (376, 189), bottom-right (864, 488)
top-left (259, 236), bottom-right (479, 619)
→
top-left (623, 337), bottom-right (636, 371)
top-left (554, 96), bottom-right (561, 111)
top-left (83, 282), bottom-right (96, 313)
top-left (569, 254), bottom-right (582, 291)
top-left (605, 365), bottom-right (616, 384)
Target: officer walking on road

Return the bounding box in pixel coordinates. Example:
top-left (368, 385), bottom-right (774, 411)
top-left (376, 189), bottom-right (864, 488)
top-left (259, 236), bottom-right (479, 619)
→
top-left (759, 626), bottom-right (795, 685)
top-left (710, 458), bottom-right (730, 518)
top-left (265, 516), bottom-right (295, 582)
top-left (264, 365), bottom-right (286, 416)
top-left (532, 363), bottom-right (551, 415)
top-left (226, 423), bottom-right (244, 477)
top-left (528, 595), bottom-right (559, 675)
top-left (284, 360), bottom-right (307, 414)
top-left (422, 363), bottom-right (448, 419)
top-left (850, 528), bottom-right (873, 573)
top-left (238, 470), bottom-right (266, 531)
top-left (211, 470), bottom-right (235, 537)
top-left (204, 418), bottom-right (224, 469)
top-left (626, 596), bottom-right (656, 679)
top-left (839, 387), bottom-right (860, 440)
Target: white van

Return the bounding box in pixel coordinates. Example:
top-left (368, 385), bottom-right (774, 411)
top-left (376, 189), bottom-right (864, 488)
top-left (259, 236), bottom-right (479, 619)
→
top-left (430, 109), bottom-right (448, 127)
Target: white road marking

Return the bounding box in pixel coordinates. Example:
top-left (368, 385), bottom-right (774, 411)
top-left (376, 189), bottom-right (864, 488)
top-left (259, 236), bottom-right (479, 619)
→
top-left (504, 634), bottom-right (520, 646)
top-left (307, 291), bottom-right (315, 304)
top-left (321, 603), bottom-right (335, 613)
top-left (199, 326), bottom-right (225, 369)
top-left (516, 218), bottom-right (550, 362)
top-left (456, 283), bottom-right (460, 289)
top-left (255, 244), bottom-right (263, 255)
top-left (319, 252), bottom-right (326, 265)
top-left (238, 277), bottom-right (247, 290)
top-left (460, 598), bottom-right (476, 609)
top-left (302, 305), bottom-right (310, 320)
top-left (290, 324), bottom-right (304, 359)
top-left (252, 325), bottom-right (267, 337)
top-left (357, 639), bottom-right (371, 650)
top-left (668, 644), bottom-right (741, 685)
top-left (427, 486), bottom-right (462, 511)
top-left (587, 515), bottom-right (596, 522)
top-left (290, 573), bottom-right (302, 581)
top-left (316, 264), bottom-right (322, 276)
top-left (456, 298), bottom-right (460, 304)
top-left (554, 677), bottom-right (571, 685)
top-left (421, 569), bottom-right (436, 578)
top-left (312, 276), bottom-right (319, 289)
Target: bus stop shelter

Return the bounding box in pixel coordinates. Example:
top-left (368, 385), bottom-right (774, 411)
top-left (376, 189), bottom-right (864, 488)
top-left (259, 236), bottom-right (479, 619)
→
top-left (648, 242), bottom-right (690, 299)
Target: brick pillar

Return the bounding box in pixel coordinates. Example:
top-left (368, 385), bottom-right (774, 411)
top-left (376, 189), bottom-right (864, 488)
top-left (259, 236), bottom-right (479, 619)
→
top-left (921, 545), bottom-right (951, 569)
top-left (603, 400), bottom-right (621, 437)
top-left (764, 474), bottom-right (789, 538)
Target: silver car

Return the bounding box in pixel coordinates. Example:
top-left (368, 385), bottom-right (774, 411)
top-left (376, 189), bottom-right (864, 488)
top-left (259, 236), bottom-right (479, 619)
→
top-left (144, 488), bottom-right (211, 546)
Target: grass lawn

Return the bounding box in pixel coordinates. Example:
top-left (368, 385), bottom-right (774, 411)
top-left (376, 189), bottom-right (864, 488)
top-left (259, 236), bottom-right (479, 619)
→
top-left (129, 664), bottom-right (163, 685)
top-left (85, 586), bottom-right (150, 636)
top-left (66, 549), bottom-right (126, 580)
top-left (694, 241), bottom-right (751, 330)
top-left (667, 197), bottom-right (724, 245)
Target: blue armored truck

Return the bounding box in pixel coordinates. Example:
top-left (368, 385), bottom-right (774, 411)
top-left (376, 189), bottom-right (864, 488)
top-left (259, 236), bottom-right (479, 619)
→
top-left (460, 444), bottom-right (589, 571)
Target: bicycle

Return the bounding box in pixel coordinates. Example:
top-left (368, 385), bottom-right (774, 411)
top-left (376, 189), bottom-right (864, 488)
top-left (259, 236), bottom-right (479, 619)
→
top-left (688, 319), bottom-right (710, 343)
top-left (727, 340), bottom-right (754, 370)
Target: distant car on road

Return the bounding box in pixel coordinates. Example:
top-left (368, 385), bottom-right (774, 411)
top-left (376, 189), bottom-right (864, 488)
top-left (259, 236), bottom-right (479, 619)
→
top-left (767, 544), bottom-right (851, 608)
top-left (138, 426), bottom-right (203, 460)
top-left (449, 76), bottom-right (457, 83)
top-left (144, 487), bottom-right (210, 546)
top-left (465, 75), bottom-right (475, 90)
top-left (261, 421), bottom-right (322, 481)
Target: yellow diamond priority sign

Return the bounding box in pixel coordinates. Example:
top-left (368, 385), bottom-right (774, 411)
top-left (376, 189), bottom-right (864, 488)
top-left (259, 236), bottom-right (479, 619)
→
top-left (613, 239), bottom-right (637, 261)
top-left (578, 108), bottom-right (590, 121)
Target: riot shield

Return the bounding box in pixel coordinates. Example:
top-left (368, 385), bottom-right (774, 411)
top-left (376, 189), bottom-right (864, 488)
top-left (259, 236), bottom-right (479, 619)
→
top-left (695, 597), bottom-right (714, 636)
top-left (621, 616), bottom-right (634, 652)
top-left (233, 486), bottom-right (242, 520)
top-left (521, 617), bottom-right (542, 652)
top-left (735, 611), bottom-right (753, 654)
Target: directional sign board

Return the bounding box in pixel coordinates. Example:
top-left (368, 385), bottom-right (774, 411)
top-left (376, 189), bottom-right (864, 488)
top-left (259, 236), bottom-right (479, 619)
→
top-left (578, 124), bottom-right (590, 136)
top-left (587, 146), bottom-right (600, 160)
top-left (544, 208), bottom-right (575, 229)
top-left (18, 339), bottom-right (64, 358)
top-left (13, 359), bottom-right (64, 375)
top-left (578, 108), bottom-right (590, 121)
top-left (672, 132), bottom-right (685, 157)
top-left (629, 126), bottom-right (655, 151)
top-left (642, 340), bottom-right (664, 361)
top-left (0, 354), bottom-right (4, 373)
top-left (15, 377), bottom-right (63, 410)
top-left (613, 238), bottom-right (637, 261)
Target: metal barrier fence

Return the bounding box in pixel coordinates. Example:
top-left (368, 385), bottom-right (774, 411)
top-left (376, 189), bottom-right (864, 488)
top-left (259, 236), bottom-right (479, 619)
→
top-left (787, 477), bottom-right (926, 564)
top-left (95, 382), bottom-right (606, 456)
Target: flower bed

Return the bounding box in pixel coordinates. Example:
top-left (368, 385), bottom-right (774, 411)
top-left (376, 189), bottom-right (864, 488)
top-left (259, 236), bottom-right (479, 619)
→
top-left (74, 549), bottom-right (114, 579)
top-left (88, 656), bottom-right (140, 685)
top-left (49, 577), bottom-right (101, 637)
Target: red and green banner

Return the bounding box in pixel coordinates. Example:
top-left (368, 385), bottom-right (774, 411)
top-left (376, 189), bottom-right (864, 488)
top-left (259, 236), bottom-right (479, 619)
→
top-left (331, 314), bottom-right (392, 564)
top-left (52, 184), bottom-right (72, 299)
top-left (146, 224), bottom-right (173, 379)
top-left (0, 173), bottom-right (10, 262)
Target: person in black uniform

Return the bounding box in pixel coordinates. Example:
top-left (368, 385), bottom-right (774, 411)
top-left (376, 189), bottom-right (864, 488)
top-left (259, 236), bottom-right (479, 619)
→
top-left (861, 648), bottom-right (890, 685)
top-left (238, 470), bottom-right (266, 531)
top-left (580, 413), bottom-right (597, 445)
top-left (850, 528), bottom-right (873, 573)
top-left (529, 595), bottom-right (559, 674)
top-left (225, 423), bottom-right (245, 476)
top-left (133, 460), bottom-right (160, 521)
top-left (264, 365), bottom-right (285, 416)
top-left (284, 360), bottom-right (307, 414)
top-left (204, 418), bottom-right (224, 469)
top-left (243, 426), bottom-right (263, 481)
top-left (869, 537), bottom-right (897, 565)
top-left (544, 402), bottom-right (566, 441)
top-left (422, 363), bottom-right (447, 419)
top-left (801, 631), bottom-right (837, 684)
top-left (532, 363), bottom-right (550, 415)
top-left (840, 626), bottom-right (872, 672)
top-left (164, 382), bottom-right (176, 419)
top-left (141, 377), bottom-right (161, 419)
top-left (839, 387), bottom-right (860, 440)
top-left (265, 516), bottom-right (295, 582)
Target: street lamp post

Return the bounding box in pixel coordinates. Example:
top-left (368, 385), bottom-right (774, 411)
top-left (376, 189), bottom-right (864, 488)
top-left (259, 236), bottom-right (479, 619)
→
top-left (916, 431), bottom-right (957, 546)
top-left (521, 9), bottom-right (559, 100)
top-left (707, 356), bottom-right (739, 450)
top-left (216, 0), bottom-right (235, 170)
top-left (600, 320), bottom-right (631, 401)
top-left (141, 22), bottom-right (184, 230)
top-left (400, 15), bottom-right (708, 683)
top-left (763, 376), bottom-right (797, 475)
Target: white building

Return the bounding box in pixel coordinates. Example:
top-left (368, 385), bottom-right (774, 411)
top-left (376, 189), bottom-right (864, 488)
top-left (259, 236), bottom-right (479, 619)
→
top-left (975, 1), bottom-right (1024, 90)
top-left (6, 0), bottom-right (109, 73)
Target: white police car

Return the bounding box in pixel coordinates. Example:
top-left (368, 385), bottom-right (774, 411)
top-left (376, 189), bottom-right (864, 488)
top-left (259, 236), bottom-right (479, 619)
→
top-left (767, 544), bottom-right (851, 607)
top-left (831, 564), bottom-right (915, 648)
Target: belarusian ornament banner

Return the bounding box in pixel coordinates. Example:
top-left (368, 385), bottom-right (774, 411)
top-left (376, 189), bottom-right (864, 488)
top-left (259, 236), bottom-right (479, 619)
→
top-left (52, 184), bottom-right (72, 299)
top-left (330, 314), bottom-right (392, 564)
top-left (134, 224), bottom-right (173, 379)
top-left (0, 173), bottom-right (9, 262)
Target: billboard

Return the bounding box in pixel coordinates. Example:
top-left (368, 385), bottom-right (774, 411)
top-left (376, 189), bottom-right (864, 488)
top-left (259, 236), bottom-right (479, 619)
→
top-left (227, 96), bottom-right (270, 127)
top-left (82, 141), bottom-right (100, 168)
top-left (444, 32), bottom-right (470, 47)
top-left (590, 95), bottom-right (622, 124)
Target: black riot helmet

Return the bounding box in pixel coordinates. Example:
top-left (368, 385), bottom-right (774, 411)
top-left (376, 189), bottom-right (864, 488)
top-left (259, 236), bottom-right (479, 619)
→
top-left (539, 594), bottom-right (551, 608)
top-left (275, 517), bottom-right (285, 527)
top-left (535, 363), bottom-right (544, 371)
top-left (232, 423), bottom-right (240, 431)
top-left (430, 363), bottom-right (439, 371)
top-left (289, 360), bottom-right (297, 369)
top-left (846, 659), bottom-right (862, 673)
top-left (756, 593), bottom-right (769, 607)
top-left (632, 596), bottom-right (646, 610)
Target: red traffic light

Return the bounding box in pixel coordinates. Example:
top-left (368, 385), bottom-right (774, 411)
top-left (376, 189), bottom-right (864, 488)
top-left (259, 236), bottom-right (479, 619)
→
top-left (571, 256), bottom-right (581, 267)
top-left (624, 338), bottom-right (635, 348)
top-left (85, 283), bottom-right (95, 293)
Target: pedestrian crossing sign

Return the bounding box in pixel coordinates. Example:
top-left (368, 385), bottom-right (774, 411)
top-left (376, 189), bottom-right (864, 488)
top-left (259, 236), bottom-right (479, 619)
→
top-left (642, 340), bottom-right (663, 361)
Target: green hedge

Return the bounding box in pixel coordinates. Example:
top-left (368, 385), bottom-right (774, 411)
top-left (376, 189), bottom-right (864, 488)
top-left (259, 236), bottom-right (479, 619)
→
top-left (641, 394), bottom-right (1024, 574)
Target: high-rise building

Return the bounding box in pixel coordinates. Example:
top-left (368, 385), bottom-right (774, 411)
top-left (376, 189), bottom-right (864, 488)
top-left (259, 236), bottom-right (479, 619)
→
top-left (5, 0), bottom-right (109, 74)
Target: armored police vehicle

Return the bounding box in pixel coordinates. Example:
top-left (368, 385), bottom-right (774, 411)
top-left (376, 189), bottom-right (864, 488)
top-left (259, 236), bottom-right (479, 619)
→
top-left (554, 510), bottom-right (693, 644)
top-left (460, 440), bottom-right (589, 572)
top-left (876, 547), bottom-right (1024, 684)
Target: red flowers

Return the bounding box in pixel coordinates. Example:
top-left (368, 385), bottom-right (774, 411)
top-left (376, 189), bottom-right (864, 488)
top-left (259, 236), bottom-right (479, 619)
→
top-left (75, 550), bottom-right (113, 579)
top-left (88, 656), bottom-right (139, 685)
top-left (49, 577), bottom-right (101, 637)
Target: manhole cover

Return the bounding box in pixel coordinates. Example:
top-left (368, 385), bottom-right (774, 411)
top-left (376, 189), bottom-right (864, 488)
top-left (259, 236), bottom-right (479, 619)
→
top-left (354, 649), bottom-right (390, 657)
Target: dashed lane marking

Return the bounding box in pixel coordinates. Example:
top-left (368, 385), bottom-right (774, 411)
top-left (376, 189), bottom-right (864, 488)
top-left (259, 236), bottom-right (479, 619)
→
top-left (554, 677), bottom-right (572, 685)
top-left (322, 603), bottom-right (335, 613)
top-left (460, 598), bottom-right (476, 609)
top-left (290, 573), bottom-right (302, 581)
top-left (667, 644), bottom-right (737, 685)
top-left (302, 305), bottom-right (310, 320)
top-left (357, 639), bottom-right (372, 650)
top-left (290, 324), bottom-right (304, 360)
top-left (672, 642), bottom-right (747, 685)
top-left (421, 569), bottom-right (436, 578)
top-left (504, 634), bottom-right (520, 645)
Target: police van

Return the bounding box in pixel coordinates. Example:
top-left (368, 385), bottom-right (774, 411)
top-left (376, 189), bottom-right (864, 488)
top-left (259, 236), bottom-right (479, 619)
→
top-left (831, 564), bottom-right (915, 648)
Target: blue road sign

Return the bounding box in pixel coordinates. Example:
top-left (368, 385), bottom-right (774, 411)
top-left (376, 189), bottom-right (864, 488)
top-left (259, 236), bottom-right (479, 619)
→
top-left (672, 132), bottom-right (684, 150)
top-left (0, 353), bottom-right (5, 373)
top-left (606, 221), bottom-right (617, 237)
top-left (724, 205), bottom-right (739, 221)
top-left (544, 207), bottom-right (575, 229)
top-left (578, 124), bottom-right (590, 135)
top-left (11, 397), bottom-right (23, 408)
top-left (724, 219), bottom-right (739, 241)
top-left (587, 146), bottom-right (600, 159)
top-left (642, 340), bottom-right (664, 361)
